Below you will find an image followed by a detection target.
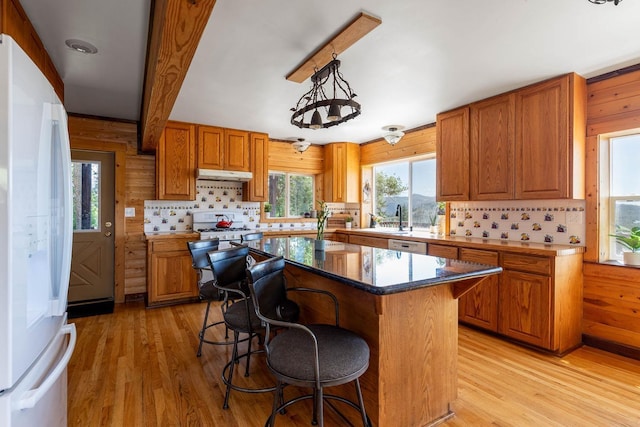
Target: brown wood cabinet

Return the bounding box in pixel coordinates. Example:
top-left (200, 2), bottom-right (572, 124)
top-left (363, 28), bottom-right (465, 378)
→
top-left (515, 73), bottom-right (586, 199)
top-left (470, 94), bottom-right (515, 200)
top-left (1, 0), bottom-right (64, 100)
top-left (458, 248), bottom-right (500, 331)
top-left (437, 73), bottom-right (586, 201)
top-left (147, 237), bottom-right (198, 307)
top-left (436, 107), bottom-right (470, 201)
top-left (156, 121), bottom-right (196, 200)
top-left (243, 132), bottom-right (269, 201)
top-left (324, 142), bottom-right (360, 203)
top-left (348, 234), bottom-right (388, 249)
top-left (197, 126), bottom-right (250, 172)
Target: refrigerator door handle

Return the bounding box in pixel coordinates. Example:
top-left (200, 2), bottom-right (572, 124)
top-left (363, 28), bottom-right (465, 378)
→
top-left (15, 324), bottom-right (77, 410)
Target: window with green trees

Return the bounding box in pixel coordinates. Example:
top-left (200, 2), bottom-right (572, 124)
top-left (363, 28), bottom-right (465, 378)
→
top-left (374, 157), bottom-right (436, 230)
top-left (268, 172), bottom-right (315, 218)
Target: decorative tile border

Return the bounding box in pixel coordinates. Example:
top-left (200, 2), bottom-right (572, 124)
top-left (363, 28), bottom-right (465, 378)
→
top-left (449, 200), bottom-right (585, 246)
top-left (144, 180), bottom-right (360, 233)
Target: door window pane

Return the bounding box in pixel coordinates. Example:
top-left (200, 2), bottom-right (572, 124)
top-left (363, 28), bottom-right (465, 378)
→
top-left (71, 161), bottom-right (100, 231)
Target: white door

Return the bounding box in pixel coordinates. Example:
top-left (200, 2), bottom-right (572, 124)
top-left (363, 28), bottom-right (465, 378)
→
top-left (0, 36), bottom-right (73, 391)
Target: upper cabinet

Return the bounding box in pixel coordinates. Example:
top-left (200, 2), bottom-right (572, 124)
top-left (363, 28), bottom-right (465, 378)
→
top-left (470, 93), bottom-right (515, 200)
top-left (197, 126), bottom-right (250, 172)
top-left (324, 142), bottom-right (360, 203)
top-left (437, 73), bottom-right (586, 201)
top-left (156, 121), bottom-right (196, 200)
top-left (436, 107), bottom-right (470, 201)
top-left (515, 73), bottom-right (586, 199)
top-left (243, 132), bottom-right (269, 202)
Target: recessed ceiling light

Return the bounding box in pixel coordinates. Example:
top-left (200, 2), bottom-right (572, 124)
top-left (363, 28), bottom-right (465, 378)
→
top-left (65, 39), bottom-right (98, 54)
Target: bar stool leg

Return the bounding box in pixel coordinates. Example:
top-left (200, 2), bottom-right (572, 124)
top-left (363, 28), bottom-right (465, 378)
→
top-left (197, 300), bottom-right (212, 357)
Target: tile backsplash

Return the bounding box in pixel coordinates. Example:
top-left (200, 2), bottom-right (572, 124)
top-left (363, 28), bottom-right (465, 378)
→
top-left (449, 200), bottom-right (585, 246)
top-left (144, 180), bottom-right (360, 233)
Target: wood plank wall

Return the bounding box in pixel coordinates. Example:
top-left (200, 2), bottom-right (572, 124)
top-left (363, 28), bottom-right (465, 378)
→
top-left (584, 69), bottom-right (640, 353)
top-left (269, 140), bottom-right (325, 202)
top-left (360, 125), bottom-right (436, 166)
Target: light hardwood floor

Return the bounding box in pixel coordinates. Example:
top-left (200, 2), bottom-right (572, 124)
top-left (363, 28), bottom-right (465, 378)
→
top-left (68, 301), bottom-right (640, 426)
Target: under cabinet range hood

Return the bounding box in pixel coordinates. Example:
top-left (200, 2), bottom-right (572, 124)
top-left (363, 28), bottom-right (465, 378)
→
top-left (196, 169), bottom-right (253, 182)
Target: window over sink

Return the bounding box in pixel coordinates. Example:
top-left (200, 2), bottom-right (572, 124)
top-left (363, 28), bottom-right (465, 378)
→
top-left (374, 156), bottom-right (436, 230)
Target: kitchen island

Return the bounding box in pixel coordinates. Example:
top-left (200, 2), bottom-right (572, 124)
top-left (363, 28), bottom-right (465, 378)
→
top-left (246, 237), bottom-right (502, 426)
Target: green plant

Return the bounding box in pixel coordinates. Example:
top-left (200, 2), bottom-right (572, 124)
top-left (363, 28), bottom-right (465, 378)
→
top-left (610, 225), bottom-right (640, 253)
top-left (263, 202), bottom-right (271, 213)
top-left (316, 200), bottom-right (330, 240)
top-left (428, 210), bottom-right (438, 226)
top-left (345, 216), bottom-right (354, 223)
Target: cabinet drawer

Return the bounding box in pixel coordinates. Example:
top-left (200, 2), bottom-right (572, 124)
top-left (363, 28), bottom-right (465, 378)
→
top-left (459, 248), bottom-right (499, 266)
top-left (502, 253), bottom-right (551, 275)
top-left (349, 235), bottom-right (388, 249)
top-left (151, 239), bottom-right (191, 253)
top-left (428, 244), bottom-right (458, 259)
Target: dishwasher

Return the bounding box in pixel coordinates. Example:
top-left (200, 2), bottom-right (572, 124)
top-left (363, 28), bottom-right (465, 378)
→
top-left (388, 239), bottom-right (427, 254)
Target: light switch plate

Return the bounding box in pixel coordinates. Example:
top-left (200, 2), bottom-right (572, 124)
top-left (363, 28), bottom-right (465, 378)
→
top-left (125, 207), bottom-right (136, 217)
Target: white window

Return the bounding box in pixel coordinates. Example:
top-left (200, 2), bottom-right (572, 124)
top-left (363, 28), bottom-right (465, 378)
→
top-left (600, 132), bottom-right (640, 261)
top-left (373, 157), bottom-right (437, 230)
top-left (268, 172), bottom-right (315, 218)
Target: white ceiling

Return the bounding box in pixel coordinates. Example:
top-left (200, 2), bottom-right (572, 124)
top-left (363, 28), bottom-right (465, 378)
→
top-left (19, 0), bottom-right (640, 145)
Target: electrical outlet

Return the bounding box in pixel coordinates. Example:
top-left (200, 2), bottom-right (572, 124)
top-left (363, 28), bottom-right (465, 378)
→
top-left (125, 207), bottom-right (136, 218)
top-left (566, 211), bottom-right (583, 224)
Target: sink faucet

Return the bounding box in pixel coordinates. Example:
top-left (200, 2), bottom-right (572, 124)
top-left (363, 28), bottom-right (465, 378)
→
top-left (395, 204), bottom-right (403, 231)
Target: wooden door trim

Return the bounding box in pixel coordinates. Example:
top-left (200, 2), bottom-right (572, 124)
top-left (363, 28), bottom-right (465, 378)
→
top-left (70, 140), bottom-right (126, 303)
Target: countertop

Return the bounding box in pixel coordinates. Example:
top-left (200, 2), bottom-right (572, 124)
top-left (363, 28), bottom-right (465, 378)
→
top-left (144, 232), bottom-right (200, 241)
top-left (246, 236), bottom-right (502, 296)
top-left (338, 228), bottom-right (585, 257)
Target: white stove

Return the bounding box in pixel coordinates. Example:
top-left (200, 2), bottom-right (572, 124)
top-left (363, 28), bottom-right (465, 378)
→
top-left (192, 211), bottom-right (254, 242)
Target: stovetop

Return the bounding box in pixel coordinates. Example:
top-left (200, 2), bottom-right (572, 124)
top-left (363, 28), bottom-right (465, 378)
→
top-left (197, 227), bottom-right (250, 233)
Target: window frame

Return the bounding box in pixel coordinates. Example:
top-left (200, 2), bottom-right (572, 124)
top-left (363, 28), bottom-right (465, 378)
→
top-left (598, 131), bottom-right (640, 262)
top-left (372, 155), bottom-right (436, 231)
top-left (268, 171), bottom-right (315, 219)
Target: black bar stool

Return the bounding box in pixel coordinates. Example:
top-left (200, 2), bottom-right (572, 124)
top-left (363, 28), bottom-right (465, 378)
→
top-left (247, 256), bottom-right (371, 427)
top-left (207, 245), bottom-right (275, 409)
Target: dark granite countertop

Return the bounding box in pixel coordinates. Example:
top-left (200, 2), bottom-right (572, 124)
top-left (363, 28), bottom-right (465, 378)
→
top-left (246, 236), bottom-right (502, 295)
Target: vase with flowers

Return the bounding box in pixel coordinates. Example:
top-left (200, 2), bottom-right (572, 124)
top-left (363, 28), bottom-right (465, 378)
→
top-left (315, 200), bottom-right (330, 250)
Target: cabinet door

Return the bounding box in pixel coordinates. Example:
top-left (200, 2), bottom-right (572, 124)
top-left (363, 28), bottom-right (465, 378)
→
top-left (197, 125), bottom-right (224, 169)
top-left (224, 129), bottom-right (250, 171)
top-left (156, 121), bottom-right (196, 200)
top-left (148, 250), bottom-right (198, 305)
top-left (470, 94), bottom-right (515, 200)
top-left (244, 132), bottom-right (269, 201)
top-left (515, 75), bottom-right (569, 199)
top-left (499, 270), bottom-right (552, 349)
top-left (458, 248), bottom-right (500, 331)
top-left (436, 107), bottom-right (470, 201)
top-left (324, 143), bottom-right (360, 203)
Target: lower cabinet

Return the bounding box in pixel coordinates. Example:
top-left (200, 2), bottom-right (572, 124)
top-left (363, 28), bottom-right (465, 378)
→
top-left (147, 237), bottom-right (198, 307)
top-left (458, 248), bottom-right (500, 332)
top-left (348, 234), bottom-right (389, 249)
top-left (456, 248), bottom-right (582, 354)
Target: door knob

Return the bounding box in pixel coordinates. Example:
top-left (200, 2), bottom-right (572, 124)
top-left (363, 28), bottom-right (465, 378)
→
top-left (105, 231), bottom-right (112, 237)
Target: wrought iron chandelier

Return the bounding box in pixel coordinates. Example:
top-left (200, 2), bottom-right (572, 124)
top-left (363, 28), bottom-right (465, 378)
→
top-left (588, 0), bottom-right (622, 4)
top-left (290, 55), bottom-right (361, 129)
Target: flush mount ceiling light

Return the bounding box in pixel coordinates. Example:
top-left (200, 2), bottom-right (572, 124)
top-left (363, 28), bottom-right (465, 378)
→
top-left (292, 138), bottom-right (311, 153)
top-left (588, 0), bottom-right (622, 4)
top-left (290, 56), bottom-right (361, 129)
top-left (65, 39), bottom-right (98, 54)
top-left (382, 125), bottom-right (405, 146)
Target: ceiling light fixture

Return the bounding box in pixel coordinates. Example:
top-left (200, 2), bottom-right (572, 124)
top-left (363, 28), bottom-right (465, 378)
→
top-left (290, 55), bottom-right (361, 129)
top-left (65, 39), bottom-right (98, 54)
top-left (292, 138), bottom-right (311, 154)
top-left (382, 125), bottom-right (405, 146)
top-left (588, 0), bottom-right (622, 4)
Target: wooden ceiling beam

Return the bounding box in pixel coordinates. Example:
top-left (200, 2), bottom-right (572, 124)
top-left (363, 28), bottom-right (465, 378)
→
top-left (286, 12), bottom-right (381, 84)
top-left (140, 0), bottom-right (217, 152)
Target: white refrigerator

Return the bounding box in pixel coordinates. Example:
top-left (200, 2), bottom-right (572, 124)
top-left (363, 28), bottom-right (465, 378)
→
top-left (0, 34), bottom-right (76, 426)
